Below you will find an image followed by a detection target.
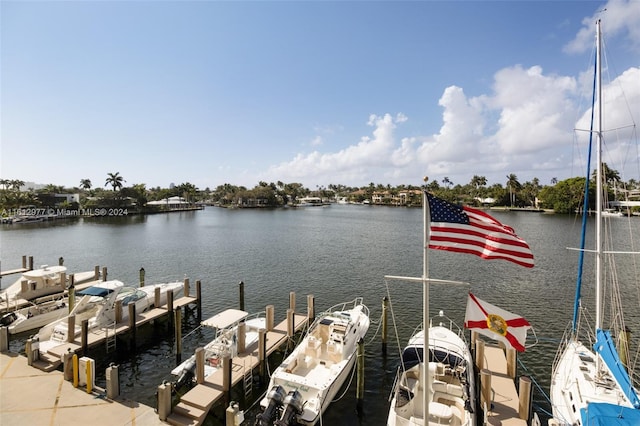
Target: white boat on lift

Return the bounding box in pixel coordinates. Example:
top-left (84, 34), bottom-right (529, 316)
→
top-left (256, 297), bottom-right (370, 426)
top-left (0, 265), bottom-right (96, 312)
top-left (36, 280), bottom-right (184, 354)
top-left (171, 308), bottom-right (266, 389)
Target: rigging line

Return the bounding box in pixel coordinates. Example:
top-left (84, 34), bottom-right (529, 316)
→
top-left (364, 311), bottom-right (384, 346)
top-left (384, 279), bottom-right (406, 366)
top-left (332, 358), bottom-right (357, 403)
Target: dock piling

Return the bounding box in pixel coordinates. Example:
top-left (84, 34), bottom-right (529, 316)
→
top-left (106, 363), bottom-right (120, 399)
top-left (183, 278), bottom-right (190, 298)
top-left (266, 305), bottom-right (274, 331)
top-left (0, 326), bottom-right (8, 353)
top-left (128, 303), bottom-right (137, 350)
top-left (22, 255), bottom-right (27, 269)
top-left (102, 267), bottom-right (107, 282)
top-left (196, 280), bottom-right (202, 321)
top-left (94, 266), bottom-right (100, 280)
top-left (239, 281), bottom-right (244, 311)
top-left (28, 256), bottom-right (33, 270)
top-left (480, 368), bottom-right (492, 413)
top-left (356, 337), bottom-right (365, 413)
top-left (307, 294), bottom-right (315, 323)
top-left (289, 291), bottom-right (295, 311)
top-left (154, 287), bottom-right (160, 308)
top-left (507, 347), bottom-right (517, 379)
top-left (59, 257), bottom-right (64, 266)
top-left (518, 376), bottom-right (533, 421)
top-left (175, 308), bottom-right (182, 364)
top-left (67, 315), bottom-right (76, 343)
top-left (258, 329), bottom-right (266, 379)
top-left (382, 296), bottom-right (388, 354)
top-left (157, 382), bottom-right (172, 421)
top-left (222, 354), bottom-right (232, 407)
top-left (139, 267), bottom-right (145, 287)
top-left (238, 321), bottom-right (246, 353)
top-left (81, 319), bottom-right (88, 354)
top-left (196, 347), bottom-right (205, 384)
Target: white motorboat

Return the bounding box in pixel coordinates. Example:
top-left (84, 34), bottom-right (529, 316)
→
top-left (256, 297), bottom-right (370, 426)
top-left (549, 20), bottom-right (640, 425)
top-left (1, 295), bottom-right (75, 335)
top-left (36, 280), bottom-right (184, 354)
top-left (171, 308), bottom-right (266, 389)
top-left (387, 313), bottom-right (476, 426)
top-left (0, 265), bottom-right (96, 311)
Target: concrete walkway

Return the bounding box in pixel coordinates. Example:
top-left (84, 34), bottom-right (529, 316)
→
top-left (0, 351), bottom-right (166, 426)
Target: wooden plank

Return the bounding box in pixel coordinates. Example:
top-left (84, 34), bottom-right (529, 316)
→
top-left (482, 344), bottom-right (527, 426)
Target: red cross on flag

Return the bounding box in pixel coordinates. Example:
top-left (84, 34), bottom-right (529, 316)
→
top-left (464, 292), bottom-right (531, 352)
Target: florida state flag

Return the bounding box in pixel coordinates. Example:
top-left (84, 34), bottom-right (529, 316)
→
top-left (464, 292), bottom-right (530, 352)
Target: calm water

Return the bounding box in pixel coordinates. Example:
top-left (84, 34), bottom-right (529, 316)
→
top-left (1, 205), bottom-right (639, 425)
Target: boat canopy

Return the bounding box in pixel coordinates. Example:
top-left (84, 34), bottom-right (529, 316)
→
top-left (23, 266), bottom-right (66, 279)
top-left (581, 403), bottom-right (640, 425)
top-left (401, 346), bottom-right (466, 371)
top-left (201, 309), bottom-right (248, 329)
top-left (77, 280), bottom-right (123, 297)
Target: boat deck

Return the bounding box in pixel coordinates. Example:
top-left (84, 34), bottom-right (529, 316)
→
top-left (168, 313), bottom-right (309, 426)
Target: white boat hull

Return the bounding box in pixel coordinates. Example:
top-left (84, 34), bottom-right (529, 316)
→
top-left (257, 298), bottom-right (370, 425)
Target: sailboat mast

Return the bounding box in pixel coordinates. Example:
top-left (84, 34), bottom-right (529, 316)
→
top-left (423, 189), bottom-right (430, 424)
top-left (595, 19), bottom-right (603, 333)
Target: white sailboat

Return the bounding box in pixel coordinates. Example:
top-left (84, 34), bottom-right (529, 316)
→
top-left (256, 298), bottom-right (370, 426)
top-left (549, 19), bottom-right (640, 425)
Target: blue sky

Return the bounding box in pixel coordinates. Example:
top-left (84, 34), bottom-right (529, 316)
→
top-left (2, 0), bottom-right (639, 191)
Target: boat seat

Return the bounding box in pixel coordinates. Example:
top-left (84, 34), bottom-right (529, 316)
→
top-left (447, 384), bottom-right (463, 398)
top-left (432, 380), bottom-right (448, 394)
top-left (429, 401), bottom-right (453, 425)
top-left (306, 335), bottom-right (321, 357)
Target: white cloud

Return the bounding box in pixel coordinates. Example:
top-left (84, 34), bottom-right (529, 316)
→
top-left (564, 0), bottom-right (640, 54)
top-left (258, 4), bottom-right (640, 189)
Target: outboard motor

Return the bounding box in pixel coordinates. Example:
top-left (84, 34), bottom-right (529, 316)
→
top-left (0, 312), bottom-right (18, 327)
top-left (255, 385), bottom-right (286, 425)
top-left (174, 359), bottom-right (196, 390)
top-left (275, 390), bottom-right (304, 426)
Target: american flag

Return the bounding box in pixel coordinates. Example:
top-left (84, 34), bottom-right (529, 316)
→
top-left (426, 192), bottom-right (534, 268)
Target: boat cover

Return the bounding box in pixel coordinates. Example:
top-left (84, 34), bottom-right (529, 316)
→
top-left (581, 403), bottom-right (640, 425)
top-left (201, 309), bottom-right (248, 329)
top-left (593, 329), bottom-right (640, 408)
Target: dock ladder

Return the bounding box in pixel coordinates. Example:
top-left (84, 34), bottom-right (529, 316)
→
top-left (104, 322), bottom-right (117, 353)
top-left (243, 361), bottom-right (253, 401)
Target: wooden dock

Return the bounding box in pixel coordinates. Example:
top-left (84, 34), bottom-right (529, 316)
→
top-left (29, 283), bottom-right (199, 372)
top-left (477, 341), bottom-right (530, 426)
top-left (167, 313), bottom-right (310, 426)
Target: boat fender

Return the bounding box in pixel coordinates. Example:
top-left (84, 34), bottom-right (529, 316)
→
top-left (275, 390), bottom-right (304, 426)
top-left (255, 385), bottom-right (286, 426)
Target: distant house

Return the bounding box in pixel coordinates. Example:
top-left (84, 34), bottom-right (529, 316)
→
top-left (147, 196), bottom-right (190, 209)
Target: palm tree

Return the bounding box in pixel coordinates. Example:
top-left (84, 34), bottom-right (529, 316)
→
top-left (105, 172), bottom-right (125, 192)
top-left (80, 179), bottom-right (92, 191)
top-left (506, 174), bottom-right (521, 207)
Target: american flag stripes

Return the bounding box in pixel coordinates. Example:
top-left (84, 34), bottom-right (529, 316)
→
top-left (426, 192), bottom-right (534, 268)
